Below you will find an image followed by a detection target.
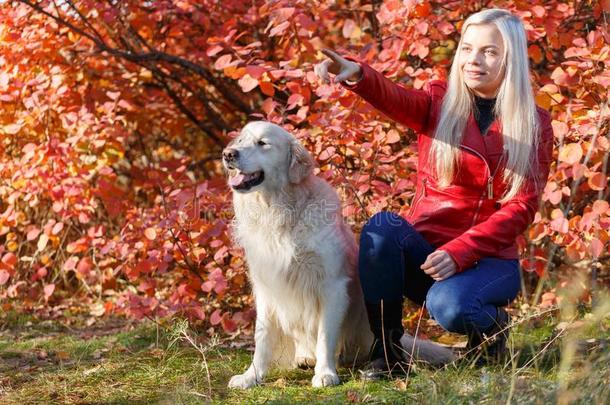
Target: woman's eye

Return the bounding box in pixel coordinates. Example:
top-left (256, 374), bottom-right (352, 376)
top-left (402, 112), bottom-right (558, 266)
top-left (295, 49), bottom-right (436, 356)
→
top-left (461, 47), bottom-right (471, 52)
top-left (485, 50), bottom-right (497, 55)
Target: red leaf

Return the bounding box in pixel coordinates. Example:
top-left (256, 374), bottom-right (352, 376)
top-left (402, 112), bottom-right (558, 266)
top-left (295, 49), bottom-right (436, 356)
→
top-left (106, 91), bottom-right (121, 101)
top-left (51, 222), bottom-right (64, 235)
top-left (206, 45), bottom-right (223, 57)
top-left (77, 257), bottom-right (93, 275)
top-left (210, 309), bottom-right (222, 325)
top-left (319, 146), bottom-right (336, 161)
top-left (0, 270), bottom-right (10, 285)
top-left (27, 228), bottom-right (41, 241)
top-left (214, 54), bottom-right (233, 70)
top-left (190, 306), bottom-right (206, 320)
top-left (221, 314), bottom-right (237, 333)
top-left (1, 253), bottom-right (17, 271)
top-left (269, 21), bottom-right (290, 37)
top-left (44, 283), bottom-right (55, 299)
top-left (245, 65), bottom-right (266, 80)
top-left (63, 256), bottom-right (78, 271)
top-left (589, 238), bottom-right (604, 259)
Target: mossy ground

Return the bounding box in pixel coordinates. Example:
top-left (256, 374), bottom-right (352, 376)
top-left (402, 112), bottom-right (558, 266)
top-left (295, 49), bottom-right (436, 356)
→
top-left (0, 309), bottom-right (608, 404)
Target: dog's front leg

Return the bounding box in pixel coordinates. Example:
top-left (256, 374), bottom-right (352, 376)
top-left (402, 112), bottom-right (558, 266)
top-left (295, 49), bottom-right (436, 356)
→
top-left (228, 298), bottom-right (276, 389)
top-left (311, 280), bottom-right (348, 387)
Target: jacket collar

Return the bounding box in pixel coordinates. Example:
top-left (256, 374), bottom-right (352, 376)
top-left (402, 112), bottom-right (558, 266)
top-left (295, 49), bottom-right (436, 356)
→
top-left (461, 113), bottom-right (503, 159)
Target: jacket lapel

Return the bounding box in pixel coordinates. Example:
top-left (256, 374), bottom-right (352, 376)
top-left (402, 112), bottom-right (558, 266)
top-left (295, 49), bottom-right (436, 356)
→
top-left (460, 113), bottom-right (487, 158)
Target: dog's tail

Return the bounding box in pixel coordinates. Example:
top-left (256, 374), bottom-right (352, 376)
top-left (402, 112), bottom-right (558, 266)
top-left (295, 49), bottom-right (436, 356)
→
top-left (399, 333), bottom-right (455, 367)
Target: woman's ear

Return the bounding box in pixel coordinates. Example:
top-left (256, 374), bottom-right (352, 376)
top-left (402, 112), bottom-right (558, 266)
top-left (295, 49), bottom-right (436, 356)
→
top-left (288, 140), bottom-right (314, 183)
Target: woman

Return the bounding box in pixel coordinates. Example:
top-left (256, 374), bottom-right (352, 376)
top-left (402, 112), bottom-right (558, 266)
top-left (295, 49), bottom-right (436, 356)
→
top-left (314, 9), bottom-right (554, 379)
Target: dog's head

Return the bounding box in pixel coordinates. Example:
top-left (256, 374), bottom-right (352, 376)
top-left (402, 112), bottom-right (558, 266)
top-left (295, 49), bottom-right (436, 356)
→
top-left (222, 121), bottom-right (315, 193)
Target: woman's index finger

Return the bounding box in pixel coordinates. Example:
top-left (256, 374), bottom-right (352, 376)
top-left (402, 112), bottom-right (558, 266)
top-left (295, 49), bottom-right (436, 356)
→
top-left (321, 48), bottom-right (343, 62)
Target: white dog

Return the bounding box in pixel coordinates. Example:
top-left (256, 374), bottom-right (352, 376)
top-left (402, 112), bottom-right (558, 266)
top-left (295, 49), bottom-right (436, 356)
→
top-left (224, 121), bottom-right (453, 389)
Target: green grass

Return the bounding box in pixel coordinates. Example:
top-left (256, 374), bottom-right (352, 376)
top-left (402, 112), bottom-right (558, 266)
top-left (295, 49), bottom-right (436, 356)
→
top-left (0, 311), bottom-right (608, 404)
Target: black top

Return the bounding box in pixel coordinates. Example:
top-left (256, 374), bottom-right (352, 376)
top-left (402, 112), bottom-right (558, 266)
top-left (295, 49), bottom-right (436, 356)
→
top-left (474, 96), bottom-right (496, 135)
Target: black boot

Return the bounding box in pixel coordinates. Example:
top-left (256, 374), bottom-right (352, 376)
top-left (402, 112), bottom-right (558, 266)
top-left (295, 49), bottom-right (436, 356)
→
top-left (465, 307), bottom-right (510, 365)
top-left (359, 299), bottom-right (406, 381)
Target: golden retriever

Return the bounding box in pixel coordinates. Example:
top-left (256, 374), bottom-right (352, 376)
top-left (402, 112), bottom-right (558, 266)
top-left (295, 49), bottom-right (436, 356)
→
top-left (224, 121), bottom-right (454, 388)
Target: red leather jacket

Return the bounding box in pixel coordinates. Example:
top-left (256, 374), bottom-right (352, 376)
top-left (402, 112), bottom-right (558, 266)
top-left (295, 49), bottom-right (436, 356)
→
top-left (343, 62), bottom-right (554, 273)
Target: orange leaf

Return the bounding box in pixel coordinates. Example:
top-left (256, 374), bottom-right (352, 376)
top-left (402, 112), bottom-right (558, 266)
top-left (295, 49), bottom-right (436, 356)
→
top-left (528, 44), bottom-right (543, 64)
top-left (587, 172), bottom-right (607, 191)
top-left (260, 81), bottom-right (275, 97)
top-left (414, 1), bottom-right (431, 17)
top-left (551, 67), bottom-right (570, 86)
top-left (592, 200), bottom-right (609, 215)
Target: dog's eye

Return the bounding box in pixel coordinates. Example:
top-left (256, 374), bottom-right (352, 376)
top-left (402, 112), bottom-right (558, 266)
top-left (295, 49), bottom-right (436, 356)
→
top-left (257, 140), bottom-right (267, 146)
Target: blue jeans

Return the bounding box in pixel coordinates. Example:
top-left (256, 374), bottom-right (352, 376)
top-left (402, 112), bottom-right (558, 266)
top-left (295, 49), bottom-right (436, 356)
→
top-left (359, 211), bottom-right (520, 334)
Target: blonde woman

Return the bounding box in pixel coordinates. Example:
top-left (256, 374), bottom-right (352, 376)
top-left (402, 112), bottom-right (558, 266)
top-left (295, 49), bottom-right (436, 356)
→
top-left (315, 8), bottom-right (554, 379)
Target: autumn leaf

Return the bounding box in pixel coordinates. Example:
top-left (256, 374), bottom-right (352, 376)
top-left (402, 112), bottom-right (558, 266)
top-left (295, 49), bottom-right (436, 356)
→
top-left (558, 143), bottom-right (582, 165)
top-left (238, 74), bottom-right (259, 92)
top-left (587, 172), bottom-right (607, 191)
top-left (144, 227), bottom-right (157, 240)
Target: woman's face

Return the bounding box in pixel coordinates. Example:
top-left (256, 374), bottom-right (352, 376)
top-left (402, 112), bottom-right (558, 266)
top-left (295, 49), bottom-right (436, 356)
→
top-left (458, 24), bottom-right (505, 99)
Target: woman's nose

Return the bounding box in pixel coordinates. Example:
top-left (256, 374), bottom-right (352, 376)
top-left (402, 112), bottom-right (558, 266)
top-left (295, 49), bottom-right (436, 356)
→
top-left (467, 50), bottom-right (482, 65)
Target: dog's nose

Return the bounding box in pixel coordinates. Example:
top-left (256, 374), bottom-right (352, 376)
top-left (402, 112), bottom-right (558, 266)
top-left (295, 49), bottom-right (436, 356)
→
top-left (223, 148), bottom-right (239, 162)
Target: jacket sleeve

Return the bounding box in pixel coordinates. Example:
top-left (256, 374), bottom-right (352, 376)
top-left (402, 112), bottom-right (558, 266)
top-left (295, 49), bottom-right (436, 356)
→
top-left (340, 61), bottom-right (432, 133)
top-left (438, 111), bottom-right (555, 272)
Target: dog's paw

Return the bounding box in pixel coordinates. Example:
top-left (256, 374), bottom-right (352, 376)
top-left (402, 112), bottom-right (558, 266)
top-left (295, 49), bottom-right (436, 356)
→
top-left (228, 373), bottom-right (258, 389)
top-left (311, 371), bottom-right (340, 387)
top-left (296, 356), bottom-right (316, 369)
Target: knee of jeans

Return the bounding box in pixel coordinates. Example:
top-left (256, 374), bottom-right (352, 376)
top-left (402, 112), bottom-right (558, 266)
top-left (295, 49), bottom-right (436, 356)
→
top-left (361, 211), bottom-right (406, 238)
top-left (360, 212), bottom-right (402, 253)
top-left (426, 289), bottom-right (477, 334)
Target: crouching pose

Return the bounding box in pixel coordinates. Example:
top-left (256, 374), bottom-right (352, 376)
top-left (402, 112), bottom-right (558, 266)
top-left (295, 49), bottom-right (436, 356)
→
top-left (315, 8), bottom-right (554, 378)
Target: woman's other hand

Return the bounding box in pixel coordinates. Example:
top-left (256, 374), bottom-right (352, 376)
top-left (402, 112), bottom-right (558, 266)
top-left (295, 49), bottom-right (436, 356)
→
top-left (421, 250), bottom-right (457, 281)
top-left (314, 49), bottom-right (362, 84)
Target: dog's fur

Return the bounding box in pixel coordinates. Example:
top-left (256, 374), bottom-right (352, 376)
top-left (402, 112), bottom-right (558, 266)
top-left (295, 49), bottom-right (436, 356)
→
top-left (223, 121), bottom-right (454, 389)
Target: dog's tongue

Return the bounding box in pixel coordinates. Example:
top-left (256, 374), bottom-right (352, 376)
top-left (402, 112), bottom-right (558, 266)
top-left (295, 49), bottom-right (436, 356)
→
top-left (229, 173), bottom-right (246, 187)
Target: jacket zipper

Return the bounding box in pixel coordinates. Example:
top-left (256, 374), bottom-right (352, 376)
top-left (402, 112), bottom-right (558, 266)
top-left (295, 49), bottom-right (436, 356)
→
top-left (409, 178), bottom-right (427, 216)
top-left (460, 145), bottom-right (504, 226)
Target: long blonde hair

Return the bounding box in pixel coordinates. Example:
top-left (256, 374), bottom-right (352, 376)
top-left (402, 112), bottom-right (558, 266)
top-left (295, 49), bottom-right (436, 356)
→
top-left (431, 9), bottom-right (540, 203)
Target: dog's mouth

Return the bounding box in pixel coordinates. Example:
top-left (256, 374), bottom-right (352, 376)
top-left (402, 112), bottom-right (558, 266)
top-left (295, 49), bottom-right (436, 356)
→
top-left (228, 170), bottom-right (265, 191)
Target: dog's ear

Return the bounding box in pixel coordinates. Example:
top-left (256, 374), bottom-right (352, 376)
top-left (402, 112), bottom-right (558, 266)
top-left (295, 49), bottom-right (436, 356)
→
top-left (288, 140), bottom-right (314, 183)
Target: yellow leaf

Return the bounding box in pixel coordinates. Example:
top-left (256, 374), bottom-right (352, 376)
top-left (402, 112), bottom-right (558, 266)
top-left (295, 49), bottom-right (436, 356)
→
top-left (558, 143), bottom-right (582, 165)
